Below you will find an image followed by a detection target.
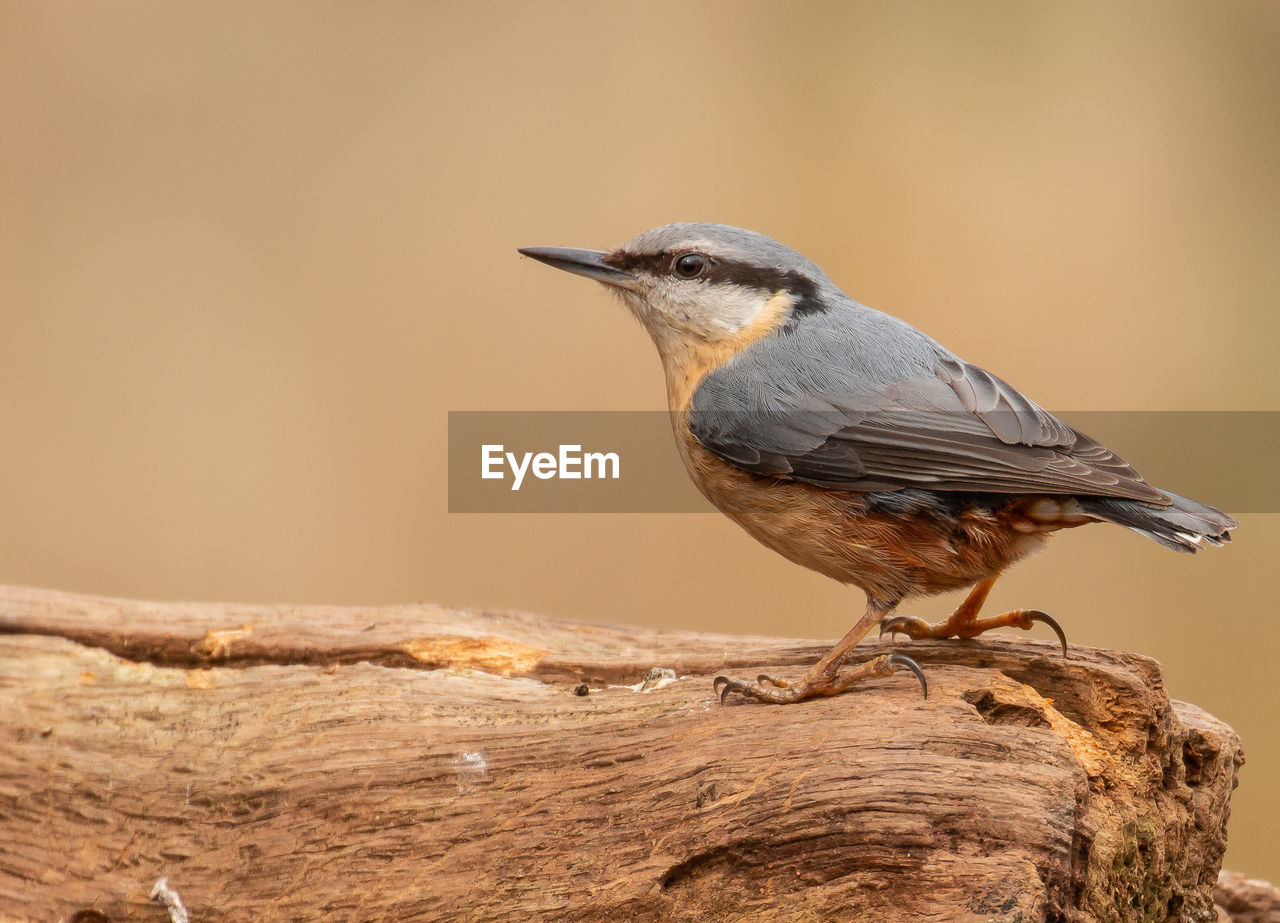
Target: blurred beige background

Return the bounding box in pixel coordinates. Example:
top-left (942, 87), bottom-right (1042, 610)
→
top-left (2, 0), bottom-right (1277, 882)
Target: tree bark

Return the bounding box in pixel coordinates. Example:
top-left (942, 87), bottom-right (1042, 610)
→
top-left (0, 585), bottom-right (1255, 921)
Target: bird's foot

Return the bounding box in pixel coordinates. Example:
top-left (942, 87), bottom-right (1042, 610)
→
top-left (714, 653), bottom-right (927, 705)
top-left (879, 607), bottom-right (1067, 656)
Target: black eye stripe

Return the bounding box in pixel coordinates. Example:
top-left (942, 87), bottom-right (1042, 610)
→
top-left (602, 249), bottom-right (822, 307)
top-left (602, 250), bottom-right (693, 276)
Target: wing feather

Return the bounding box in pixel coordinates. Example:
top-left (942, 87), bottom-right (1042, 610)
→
top-left (688, 311), bottom-right (1168, 505)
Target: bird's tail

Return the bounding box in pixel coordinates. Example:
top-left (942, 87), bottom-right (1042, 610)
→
top-left (1077, 491), bottom-right (1238, 553)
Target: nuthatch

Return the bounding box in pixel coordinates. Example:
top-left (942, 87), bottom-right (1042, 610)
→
top-left (518, 224), bottom-right (1237, 705)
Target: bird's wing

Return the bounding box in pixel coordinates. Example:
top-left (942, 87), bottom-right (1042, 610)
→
top-left (688, 310), bottom-right (1169, 504)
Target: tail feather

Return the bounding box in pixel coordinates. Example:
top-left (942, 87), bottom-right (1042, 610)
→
top-left (1078, 490), bottom-right (1238, 554)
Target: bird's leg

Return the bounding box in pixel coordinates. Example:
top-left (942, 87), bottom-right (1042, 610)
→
top-left (715, 601), bottom-right (927, 705)
top-left (879, 575), bottom-right (1067, 655)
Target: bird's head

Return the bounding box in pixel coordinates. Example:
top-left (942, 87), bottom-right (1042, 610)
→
top-left (519, 223), bottom-right (833, 372)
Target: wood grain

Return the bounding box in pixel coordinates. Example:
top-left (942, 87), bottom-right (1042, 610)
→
top-left (0, 585), bottom-right (1252, 921)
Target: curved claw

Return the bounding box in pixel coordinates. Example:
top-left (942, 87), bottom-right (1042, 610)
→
top-left (714, 675), bottom-right (750, 703)
top-left (1026, 609), bottom-right (1068, 656)
top-left (879, 615), bottom-right (914, 640)
top-left (715, 677), bottom-right (754, 704)
top-left (887, 653), bottom-right (928, 699)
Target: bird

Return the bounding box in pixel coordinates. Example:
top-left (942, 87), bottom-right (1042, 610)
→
top-left (517, 223), bottom-right (1237, 705)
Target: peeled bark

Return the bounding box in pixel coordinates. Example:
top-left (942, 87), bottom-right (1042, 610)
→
top-left (0, 585), bottom-right (1253, 921)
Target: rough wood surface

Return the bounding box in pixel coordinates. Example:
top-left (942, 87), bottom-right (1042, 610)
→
top-left (0, 585), bottom-right (1253, 921)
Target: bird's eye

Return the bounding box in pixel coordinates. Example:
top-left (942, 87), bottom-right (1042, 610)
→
top-left (673, 253), bottom-right (707, 279)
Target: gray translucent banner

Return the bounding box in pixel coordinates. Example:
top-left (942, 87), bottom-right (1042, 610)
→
top-left (448, 411), bottom-right (1277, 513)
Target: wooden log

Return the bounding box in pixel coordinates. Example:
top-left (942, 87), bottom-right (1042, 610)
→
top-left (0, 585), bottom-right (1252, 921)
top-left (1215, 870), bottom-right (1280, 922)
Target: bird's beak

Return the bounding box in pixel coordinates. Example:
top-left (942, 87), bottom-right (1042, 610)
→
top-left (517, 246), bottom-right (637, 291)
